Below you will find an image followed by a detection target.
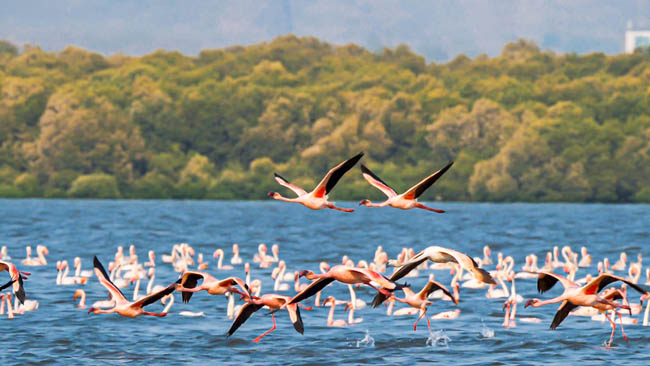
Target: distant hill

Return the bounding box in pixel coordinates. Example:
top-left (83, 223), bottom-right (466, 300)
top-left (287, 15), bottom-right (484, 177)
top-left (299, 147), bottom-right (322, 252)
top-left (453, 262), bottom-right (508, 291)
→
top-left (0, 0), bottom-right (648, 60)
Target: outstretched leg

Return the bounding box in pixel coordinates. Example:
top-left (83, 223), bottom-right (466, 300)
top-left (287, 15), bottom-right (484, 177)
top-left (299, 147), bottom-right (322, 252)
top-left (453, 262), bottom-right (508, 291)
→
top-left (415, 203), bottom-right (445, 213)
top-left (604, 311), bottom-right (616, 346)
top-left (414, 308), bottom-right (427, 331)
top-left (327, 204), bottom-right (354, 213)
top-left (143, 311), bottom-right (167, 317)
top-left (253, 314), bottom-right (276, 343)
top-left (616, 311), bottom-right (629, 342)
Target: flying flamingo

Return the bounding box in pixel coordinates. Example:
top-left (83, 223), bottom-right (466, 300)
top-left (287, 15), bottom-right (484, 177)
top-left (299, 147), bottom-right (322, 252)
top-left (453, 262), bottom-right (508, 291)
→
top-left (289, 265), bottom-right (406, 305)
top-left (524, 271), bottom-right (649, 346)
top-left (358, 161), bottom-right (453, 212)
top-left (390, 279), bottom-right (457, 331)
top-left (226, 293), bottom-right (312, 342)
top-left (175, 271), bottom-right (249, 303)
top-left (372, 246), bottom-right (495, 307)
top-left (0, 260), bottom-right (29, 304)
top-left (268, 153), bottom-right (364, 212)
top-left (87, 256), bottom-right (177, 318)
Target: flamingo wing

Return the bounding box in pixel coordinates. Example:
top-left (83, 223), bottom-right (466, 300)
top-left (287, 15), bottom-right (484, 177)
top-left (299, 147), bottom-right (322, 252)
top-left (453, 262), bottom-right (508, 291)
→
top-left (134, 281), bottom-right (177, 308)
top-left (423, 280), bottom-right (456, 304)
top-left (288, 277), bottom-right (335, 305)
top-left (0, 260), bottom-right (26, 304)
top-left (583, 273), bottom-right (650, 296)
top-left (534, 271), bottom-right (576, 294)
top-left (360, 164), bottom-right (397, 198)
top-left (218, 277), bottom-right (250, 297)
top-left (274, 173), bottom-right (307, 197)
top-left (93, 256), bottom-right (127, 303)
top-left (312, 153), bottom-right (364, 198)
top-left (402, 161), bottom-right (453, 200)
top-left (0, 278), bottom-right (14, 291)
top-left (179, 271), bottom-right (206, 303)
top-left (434, 247), bottom-right (496, 285)
top-left (286, 303), bottom-right (304, 334)
top-left (226, 302), bottom-right (264, 337)
top-left (550, 300), bottom-right (579, 329)
top-left (371, 256), bottom-right (427, 308)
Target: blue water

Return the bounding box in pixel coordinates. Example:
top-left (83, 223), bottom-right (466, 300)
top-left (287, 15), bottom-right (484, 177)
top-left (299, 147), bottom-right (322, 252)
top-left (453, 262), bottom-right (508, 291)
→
top-left (1, 200), bottom-right (649, 365)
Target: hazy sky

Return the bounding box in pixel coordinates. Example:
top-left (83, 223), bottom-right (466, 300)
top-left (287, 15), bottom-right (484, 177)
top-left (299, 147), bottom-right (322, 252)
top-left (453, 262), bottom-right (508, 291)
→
top-left (1, 1), bottom-right (648, 61)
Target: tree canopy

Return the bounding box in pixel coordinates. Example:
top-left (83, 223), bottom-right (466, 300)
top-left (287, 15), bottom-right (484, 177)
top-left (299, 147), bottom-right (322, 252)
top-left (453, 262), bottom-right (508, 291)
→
top-left (0, 36), bottom-right (649, 202)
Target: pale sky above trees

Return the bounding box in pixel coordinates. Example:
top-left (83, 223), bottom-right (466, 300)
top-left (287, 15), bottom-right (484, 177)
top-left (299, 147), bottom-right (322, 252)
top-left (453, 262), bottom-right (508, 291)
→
top-left (1, 0), bottom-right (648, 61)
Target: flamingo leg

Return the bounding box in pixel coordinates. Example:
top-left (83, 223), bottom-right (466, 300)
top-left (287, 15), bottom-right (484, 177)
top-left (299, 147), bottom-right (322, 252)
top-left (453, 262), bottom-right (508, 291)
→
top-left (327, 204), bottom-right (354, 213)
top-left (617, 311), bottom-right (629, 342)
top-left (414, 309), bottom-right (426, 331)
top-left (415, 203), bottom-right (445, 213)
top-left (142, 311), bottom-right (167, 317)
top-left (253, 314), bottom-right (276, 343)
top-left (604, 311), bottom-right (616, 346)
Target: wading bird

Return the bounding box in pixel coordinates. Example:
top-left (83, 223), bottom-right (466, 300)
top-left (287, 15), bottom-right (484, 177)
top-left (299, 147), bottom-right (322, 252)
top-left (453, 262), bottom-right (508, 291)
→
top-left (268, 153), bottom-right (364, 212)
top-left (358, 161), bottom-right (453, 213)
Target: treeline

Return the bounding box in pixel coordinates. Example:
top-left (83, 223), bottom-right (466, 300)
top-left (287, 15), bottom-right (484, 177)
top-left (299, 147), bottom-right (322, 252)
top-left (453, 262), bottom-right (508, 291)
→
top-left (0, 36), bottom-right (649, 202)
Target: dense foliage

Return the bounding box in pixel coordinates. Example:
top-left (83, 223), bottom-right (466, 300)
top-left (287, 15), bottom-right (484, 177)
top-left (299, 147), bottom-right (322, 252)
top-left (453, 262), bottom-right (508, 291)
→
top-left (0, 37), bottom-right (649, 202)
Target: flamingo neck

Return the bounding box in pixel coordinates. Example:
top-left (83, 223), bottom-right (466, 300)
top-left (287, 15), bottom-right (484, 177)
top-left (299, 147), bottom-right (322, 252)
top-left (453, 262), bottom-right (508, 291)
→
top-left (226, 293), bottom-right (235, 319)
top-left (327, 301), bottom-right (336, 326)
top-left (6, 295), bottom-right (13, 318)
top-left (146, 274), bottom-right (155, 295)
top-left (163, 296), bottom-right (174, 313)
top-left (364, 200), bottom-right (389, 207)
top-left (37, 249), bottom-right (46, 264)
top-left (272, 194), bottom-right (300, 203)
top-left (79, 293), bottom-right (86, 308)
top-left (386, 299), bottom-right (394, 315)
top-left (217, 252), bottom-right (224, 269)
top-left (274, 266), bottom-right (285, 291)
top-left (133, 278), bottom-right (141, 300)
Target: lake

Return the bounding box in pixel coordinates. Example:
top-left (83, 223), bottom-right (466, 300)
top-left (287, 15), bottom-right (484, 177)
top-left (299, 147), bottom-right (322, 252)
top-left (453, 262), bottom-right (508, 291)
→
top-left (0, 200), bottom-right (649, 365)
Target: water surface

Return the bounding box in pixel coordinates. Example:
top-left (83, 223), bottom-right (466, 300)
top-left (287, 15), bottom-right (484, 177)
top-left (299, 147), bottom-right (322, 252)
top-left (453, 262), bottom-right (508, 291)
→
top-left (0, 200), bottom-right (649, 365)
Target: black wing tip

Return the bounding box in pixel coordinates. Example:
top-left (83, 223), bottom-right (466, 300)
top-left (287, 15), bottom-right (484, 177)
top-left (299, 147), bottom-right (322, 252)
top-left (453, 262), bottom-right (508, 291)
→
top-left (371, 293), bottom-right (387, 308)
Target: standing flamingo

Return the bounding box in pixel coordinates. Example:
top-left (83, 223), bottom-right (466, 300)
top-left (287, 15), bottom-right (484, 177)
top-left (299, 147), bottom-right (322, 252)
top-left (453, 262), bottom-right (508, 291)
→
top-left (359, 161), bottom-right (453, 212)
top-left (268, 153), bottom-right (363, 212)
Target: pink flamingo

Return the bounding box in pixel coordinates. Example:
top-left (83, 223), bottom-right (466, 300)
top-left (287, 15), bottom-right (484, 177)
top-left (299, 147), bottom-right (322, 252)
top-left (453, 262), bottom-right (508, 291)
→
top-left (359, 161), bottom-right (453, 212)
top-left (268, 153), bottom-right (363, 212)
top-left (390, 279), bottom-right (457, 331)
top-left (524, 271), bottom-right (648, 346)
top-left (175, 271), bottom-right (249, 303)
top-left (373, 246), bottom-right (495, 307)
top-left (87, 256), bottom-right (176, 318)
top-left (226, 293), bottom-right (312, 342)
top-left (289, 265), bottom-right (406, 305)
top-left (0, 260), bottom-right (29, 304)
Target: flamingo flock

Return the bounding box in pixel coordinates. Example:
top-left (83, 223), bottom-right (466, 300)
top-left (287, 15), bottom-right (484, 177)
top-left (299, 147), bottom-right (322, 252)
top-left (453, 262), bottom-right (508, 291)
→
top-left (0, 154), bottom-right (648, 348)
